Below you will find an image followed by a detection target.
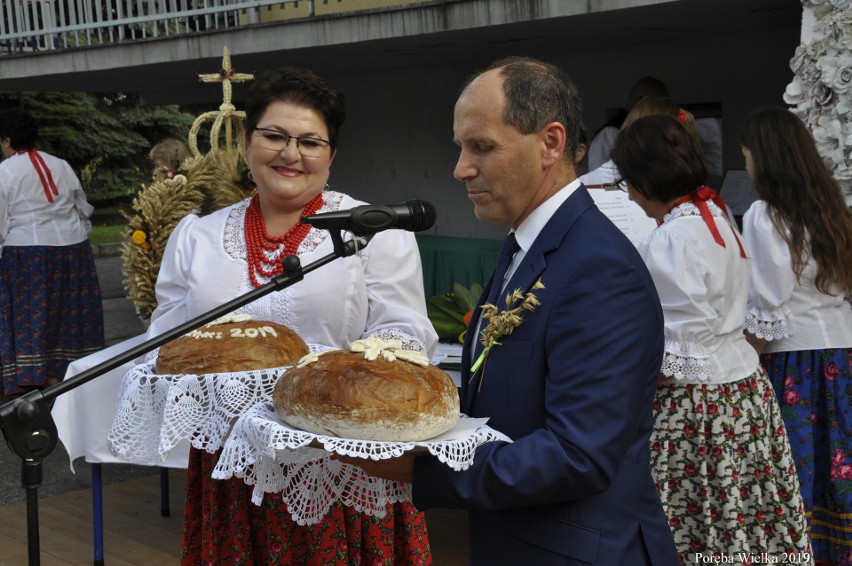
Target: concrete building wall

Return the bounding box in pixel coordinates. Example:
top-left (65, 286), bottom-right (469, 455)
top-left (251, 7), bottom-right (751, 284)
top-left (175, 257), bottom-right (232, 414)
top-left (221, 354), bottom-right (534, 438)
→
top-left (324, 24), bottom-right (799, 239)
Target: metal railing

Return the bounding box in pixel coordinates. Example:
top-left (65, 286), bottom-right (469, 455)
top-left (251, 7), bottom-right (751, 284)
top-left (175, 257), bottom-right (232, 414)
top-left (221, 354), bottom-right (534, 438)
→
top-left (0, 0), bottom-right (308, 54)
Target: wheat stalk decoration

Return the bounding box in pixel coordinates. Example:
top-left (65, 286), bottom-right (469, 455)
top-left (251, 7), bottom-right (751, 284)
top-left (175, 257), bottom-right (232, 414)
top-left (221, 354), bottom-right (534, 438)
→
top-left (121, 48), bottom-right (254, 320)
top-left (470, 279), bottom-right (545, 390)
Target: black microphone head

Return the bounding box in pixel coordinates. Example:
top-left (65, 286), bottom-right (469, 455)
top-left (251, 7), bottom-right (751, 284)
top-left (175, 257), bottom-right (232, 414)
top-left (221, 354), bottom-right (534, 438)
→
top-left (406, 200), bottom-right (437, 232)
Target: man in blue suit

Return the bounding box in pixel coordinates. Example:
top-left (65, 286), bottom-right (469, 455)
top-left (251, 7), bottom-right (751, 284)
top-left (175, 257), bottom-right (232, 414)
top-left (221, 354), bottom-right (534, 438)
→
top-left (350, 57), bottom-right (679, 565)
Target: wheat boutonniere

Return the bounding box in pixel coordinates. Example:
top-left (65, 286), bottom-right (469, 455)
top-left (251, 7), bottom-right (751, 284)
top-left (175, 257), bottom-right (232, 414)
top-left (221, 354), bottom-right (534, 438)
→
top-left (470, 279), bottom-right (545, 390)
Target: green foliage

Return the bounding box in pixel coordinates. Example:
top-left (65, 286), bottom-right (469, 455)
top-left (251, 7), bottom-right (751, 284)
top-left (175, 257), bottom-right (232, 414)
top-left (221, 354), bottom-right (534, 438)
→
top-left (426, 282), bottom-right (483, 342)
top-left (0, 92), bottom-right (196, 203)
top-left (88, 224), bottom-right (126, 245)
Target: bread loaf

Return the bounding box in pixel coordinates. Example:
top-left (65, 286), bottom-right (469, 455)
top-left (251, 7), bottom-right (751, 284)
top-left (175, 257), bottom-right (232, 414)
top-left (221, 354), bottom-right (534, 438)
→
top-left (156, 315), bottom-right (309, 375)
top-left (273, 339), bottom-right (459, 442)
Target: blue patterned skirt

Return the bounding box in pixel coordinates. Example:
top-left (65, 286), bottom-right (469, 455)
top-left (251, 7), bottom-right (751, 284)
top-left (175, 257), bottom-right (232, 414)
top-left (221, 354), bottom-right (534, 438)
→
top-left (762, 348), bottom-right (852, 565)
top-left (0, 242), bottom-right (104, 396)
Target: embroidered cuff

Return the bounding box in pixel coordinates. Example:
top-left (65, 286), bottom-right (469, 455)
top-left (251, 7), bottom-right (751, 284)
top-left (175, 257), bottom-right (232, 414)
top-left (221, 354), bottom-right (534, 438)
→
top-left (744, 306), bottom-right (794, 341)
top-left (368, 328), bottom-right (427, 355)
top-left (661, 351), bottom-right (713, 382)
top-left (661, 339), bottom-right (712, 382)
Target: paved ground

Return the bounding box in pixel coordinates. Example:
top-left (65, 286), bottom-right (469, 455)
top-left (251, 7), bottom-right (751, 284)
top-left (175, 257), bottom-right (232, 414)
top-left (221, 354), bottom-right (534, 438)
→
top-left (0, 250), bottom-right (154, 506)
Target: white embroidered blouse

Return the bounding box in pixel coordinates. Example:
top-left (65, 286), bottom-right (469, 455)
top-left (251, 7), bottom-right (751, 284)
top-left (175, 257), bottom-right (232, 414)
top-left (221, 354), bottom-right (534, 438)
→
top-left (0, 151), bottom-right (93, 256)
top-left (147, 190), bottom-right (438, 356)
top-left (638, 200), bottom-right (759, 384)
top-left (742, 200), bottom-right (852, 352)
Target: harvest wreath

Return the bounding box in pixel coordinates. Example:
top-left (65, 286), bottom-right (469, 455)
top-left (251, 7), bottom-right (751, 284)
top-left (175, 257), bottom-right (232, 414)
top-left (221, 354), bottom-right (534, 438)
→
top-left (121, 47), bottom-right (252, 319)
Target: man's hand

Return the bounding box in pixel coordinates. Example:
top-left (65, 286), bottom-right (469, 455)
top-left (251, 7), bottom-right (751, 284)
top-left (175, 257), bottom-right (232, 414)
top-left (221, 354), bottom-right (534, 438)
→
top-left (337, 454), bottom-right (416, 483)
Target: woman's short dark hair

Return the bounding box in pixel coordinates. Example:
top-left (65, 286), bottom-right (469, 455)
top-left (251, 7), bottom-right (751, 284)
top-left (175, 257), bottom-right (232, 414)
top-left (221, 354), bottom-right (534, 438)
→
top-left (611, 115), bottom-right (708, 202)
top-left (244, 67), bottom-right (346, 150)
top-left (0, 108), bottom-right (38, 148)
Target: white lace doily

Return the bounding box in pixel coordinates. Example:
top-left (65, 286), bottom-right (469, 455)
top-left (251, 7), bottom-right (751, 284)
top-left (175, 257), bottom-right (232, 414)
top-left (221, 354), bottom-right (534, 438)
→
top-left (212, 402), bottom-right (511, 525)
top-left (107, 359), bottom-right (292, 464)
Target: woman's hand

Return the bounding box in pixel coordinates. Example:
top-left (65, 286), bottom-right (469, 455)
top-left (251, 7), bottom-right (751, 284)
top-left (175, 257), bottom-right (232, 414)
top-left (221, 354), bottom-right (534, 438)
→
top-left (337, 454), bottom-right (415, 483)
top-left (744, 330), bottom-right (767, 355)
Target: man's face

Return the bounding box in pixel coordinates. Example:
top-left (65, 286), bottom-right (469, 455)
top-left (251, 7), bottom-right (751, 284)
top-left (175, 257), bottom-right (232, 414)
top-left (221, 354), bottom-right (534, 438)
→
top-left (452, 70), bottom-right (544, 229)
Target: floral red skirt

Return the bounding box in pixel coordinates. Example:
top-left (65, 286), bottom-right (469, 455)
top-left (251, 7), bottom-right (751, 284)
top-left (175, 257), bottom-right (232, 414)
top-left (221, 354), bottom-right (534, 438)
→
top-left (182, 447), bottom-right (432, 565)
top-left (651, 368), bottom-right (812, 564)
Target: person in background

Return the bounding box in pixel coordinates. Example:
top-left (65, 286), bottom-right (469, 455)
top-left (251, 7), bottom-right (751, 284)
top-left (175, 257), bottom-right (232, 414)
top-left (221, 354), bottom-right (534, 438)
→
top-left (345, 56), bottom-right (679, 565)
top-left (581, 95), bottom-right (683, 189)
top-left (739, 107), bottom-right (852, 566)
top-left (586, 75), bottom-right (668, 170)
top-left (0, 108), bottom-right (104, 399)
top-left (146, 67), bottom-right (438, 564)
top-left (574, 124), bottom-right (589, 175)
top-left (611, 114), bottom-right (812, 564)
top-left (149, 137), bottom-right (190, 180)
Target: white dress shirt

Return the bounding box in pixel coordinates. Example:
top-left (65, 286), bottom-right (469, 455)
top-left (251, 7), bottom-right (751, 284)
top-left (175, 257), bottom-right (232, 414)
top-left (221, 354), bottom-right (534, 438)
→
top-left (578, 159), bottom-right (620, 187)
top-left (501, 179), bottom-right (582, 291)
top-left (586, 127), bottom-right (619, 171)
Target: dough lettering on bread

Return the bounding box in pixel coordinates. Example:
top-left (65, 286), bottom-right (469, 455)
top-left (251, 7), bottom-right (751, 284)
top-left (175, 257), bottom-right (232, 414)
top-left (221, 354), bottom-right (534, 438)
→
top-left (273, 338), bottom-right (460, 442)
top-left (156, 314), bottom-right (309, 375)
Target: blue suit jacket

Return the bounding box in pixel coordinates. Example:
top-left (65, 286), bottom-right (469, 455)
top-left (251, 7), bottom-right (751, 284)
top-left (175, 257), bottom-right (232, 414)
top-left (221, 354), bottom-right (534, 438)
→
top-left (413, 187), bottom-right (679, 565)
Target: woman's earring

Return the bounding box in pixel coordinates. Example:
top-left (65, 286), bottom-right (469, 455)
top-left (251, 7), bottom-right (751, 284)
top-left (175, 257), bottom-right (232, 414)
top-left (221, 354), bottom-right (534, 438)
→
top-left (245, 170), bottom-right (256, 192)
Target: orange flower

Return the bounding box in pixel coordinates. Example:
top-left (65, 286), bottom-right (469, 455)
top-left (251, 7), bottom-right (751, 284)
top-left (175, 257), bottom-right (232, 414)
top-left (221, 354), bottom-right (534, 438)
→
top-left (463, 309), bottom-right (474, 327)
top-left (131, 230), bottom-right (148, 247)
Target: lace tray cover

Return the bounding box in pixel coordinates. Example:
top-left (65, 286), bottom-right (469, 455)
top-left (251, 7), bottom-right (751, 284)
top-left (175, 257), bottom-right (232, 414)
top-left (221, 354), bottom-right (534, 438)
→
top-left (212, 401), bottom-right (512, 525)
top-left (107, 358), bottom-right (292, 464)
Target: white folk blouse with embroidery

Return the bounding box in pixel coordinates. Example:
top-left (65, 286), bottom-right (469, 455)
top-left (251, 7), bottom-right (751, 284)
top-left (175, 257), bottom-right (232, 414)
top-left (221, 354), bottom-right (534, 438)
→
top-left (742, 200), bottom-right (852, 353)
top-left (108, 191), bottom-right (437, 465)
top-left (148, 190), bottom-right (438, 356)
top-left (639, 200), bottom-right (760, 384)
top-left (0, 151), bottom-right (93, 256)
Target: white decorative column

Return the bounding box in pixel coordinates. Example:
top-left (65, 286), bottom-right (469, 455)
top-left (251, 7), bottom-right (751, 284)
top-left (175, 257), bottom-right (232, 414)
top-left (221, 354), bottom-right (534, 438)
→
top-left (783, 1), bottom-right (852, 204)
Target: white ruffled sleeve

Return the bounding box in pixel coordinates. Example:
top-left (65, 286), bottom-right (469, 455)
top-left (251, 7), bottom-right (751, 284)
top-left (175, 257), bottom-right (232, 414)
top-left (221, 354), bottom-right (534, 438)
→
top-left (147, 213), bottom-right (201, 338)
top-left (741, 202), bottom-right (795, 341)
top-left (358, 228), bottom-right (438, 357)
top-left (640, 229), bottom-right (715, 382)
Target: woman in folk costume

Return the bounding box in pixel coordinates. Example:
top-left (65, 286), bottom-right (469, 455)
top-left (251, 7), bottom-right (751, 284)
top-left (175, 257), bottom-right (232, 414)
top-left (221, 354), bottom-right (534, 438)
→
top-left (611, 115), bottom-right (812, 564)
top-left (144, 67), bottom-right (438, 564)
top-left (0, 108), bottom-right (104, 397)
top-left (740, 107), bottom-right (852, 566)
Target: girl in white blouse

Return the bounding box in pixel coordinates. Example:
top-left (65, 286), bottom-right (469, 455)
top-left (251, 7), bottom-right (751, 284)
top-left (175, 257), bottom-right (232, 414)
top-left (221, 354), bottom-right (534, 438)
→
top-left (739, 107), bottom-right (852, 565)
top-left (612, 115), bottom-right (811, 564)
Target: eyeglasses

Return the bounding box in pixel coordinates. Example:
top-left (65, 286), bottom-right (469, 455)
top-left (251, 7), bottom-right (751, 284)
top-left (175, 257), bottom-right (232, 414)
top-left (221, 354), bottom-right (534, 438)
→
top-left (252, 128), bottom-right (331, 158)
top-left (601, 178), bottom-right (628, 192)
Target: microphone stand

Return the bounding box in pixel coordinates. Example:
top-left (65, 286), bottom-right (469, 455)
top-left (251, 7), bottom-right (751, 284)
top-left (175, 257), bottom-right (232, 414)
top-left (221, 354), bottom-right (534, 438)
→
top-left (0, 229), bottom-right (371, 566)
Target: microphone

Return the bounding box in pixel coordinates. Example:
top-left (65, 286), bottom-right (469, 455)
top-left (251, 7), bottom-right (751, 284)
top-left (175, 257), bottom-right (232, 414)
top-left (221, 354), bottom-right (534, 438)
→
top-left (301, 200), bottom-right (436, 235)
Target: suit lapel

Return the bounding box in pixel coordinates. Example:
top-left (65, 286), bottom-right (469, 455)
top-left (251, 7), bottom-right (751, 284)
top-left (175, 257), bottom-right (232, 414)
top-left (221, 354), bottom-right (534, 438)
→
top-left (461, 186), bottom-right (597, 414)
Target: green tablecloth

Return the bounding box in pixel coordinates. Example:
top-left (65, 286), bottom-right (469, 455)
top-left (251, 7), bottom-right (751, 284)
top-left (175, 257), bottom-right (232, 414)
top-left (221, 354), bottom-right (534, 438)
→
top-left (416, 234), bottom-right (501, 297)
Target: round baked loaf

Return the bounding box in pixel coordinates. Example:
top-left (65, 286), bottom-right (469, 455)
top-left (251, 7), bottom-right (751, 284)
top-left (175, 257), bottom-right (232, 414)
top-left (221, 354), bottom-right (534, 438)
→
top-left (156, 318), bottom-right (309, 375)
top-left (273, 341), bottom-right (459, 442)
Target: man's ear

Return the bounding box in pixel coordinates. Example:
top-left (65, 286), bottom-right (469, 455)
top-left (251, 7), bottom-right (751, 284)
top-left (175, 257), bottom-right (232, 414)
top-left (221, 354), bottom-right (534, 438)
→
top-left (540, 122), bottom-right (566, 168)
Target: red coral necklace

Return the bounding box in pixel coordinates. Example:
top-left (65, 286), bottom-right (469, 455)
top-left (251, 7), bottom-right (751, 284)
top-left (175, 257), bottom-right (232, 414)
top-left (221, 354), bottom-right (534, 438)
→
top-left (244, 192), bottom-right (323, 287)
